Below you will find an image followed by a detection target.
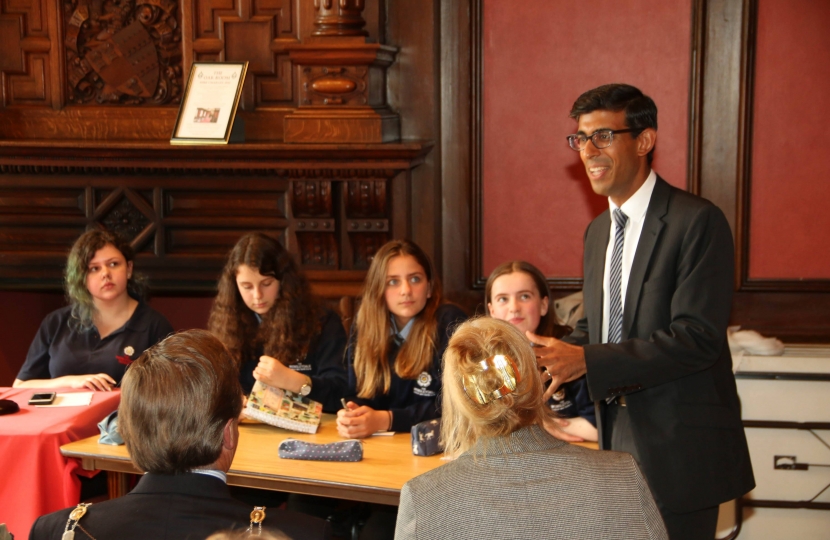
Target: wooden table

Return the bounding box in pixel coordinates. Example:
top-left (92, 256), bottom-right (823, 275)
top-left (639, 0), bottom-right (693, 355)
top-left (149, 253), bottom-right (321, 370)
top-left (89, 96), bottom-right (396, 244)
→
top-left (61, 415), bottom-right (599, 506)
top-left (61, 415), bottom-right (446, 506)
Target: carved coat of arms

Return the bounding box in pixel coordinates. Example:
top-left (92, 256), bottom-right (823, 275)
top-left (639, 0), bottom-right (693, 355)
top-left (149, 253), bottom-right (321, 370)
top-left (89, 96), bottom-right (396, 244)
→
top-left (64, 0), bottom-right (182, 105)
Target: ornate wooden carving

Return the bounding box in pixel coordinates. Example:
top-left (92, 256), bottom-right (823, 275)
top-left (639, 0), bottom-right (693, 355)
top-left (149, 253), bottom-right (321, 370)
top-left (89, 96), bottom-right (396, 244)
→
top-left (63, 0), bottom-right (182, 105)
top-left (192, 0), bottom-right (298, 107)
top-left (344, 179), bottom-right (386, 217)
top-left (0, 141), bottom-right (431, 292)
top-left (348, 232), bottom-right (388, 269)
top-left (1, 0), bottom-right (52, 106)
top-left (284, 0), bottom-right (399, 143)
top-left (312, 0), bottom-right (368, 37)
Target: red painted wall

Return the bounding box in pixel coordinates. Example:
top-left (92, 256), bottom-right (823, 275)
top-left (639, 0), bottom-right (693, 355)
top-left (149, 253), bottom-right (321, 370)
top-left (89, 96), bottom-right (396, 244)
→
top-left (748, 0), bottom-right (830, 279)
top-left (482, 0), bottom-right (692, 278)
top-left (0, 291), bottom-right (213, 386)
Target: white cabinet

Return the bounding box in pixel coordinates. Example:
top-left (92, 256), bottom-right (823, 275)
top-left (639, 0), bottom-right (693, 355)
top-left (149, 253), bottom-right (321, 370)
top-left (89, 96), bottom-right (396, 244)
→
top-left (729, 345), bottom-right (830, 539)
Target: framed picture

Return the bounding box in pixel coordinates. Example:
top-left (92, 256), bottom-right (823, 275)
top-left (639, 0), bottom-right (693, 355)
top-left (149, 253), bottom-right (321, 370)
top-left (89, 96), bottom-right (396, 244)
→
top-left (170, 62), bottom-right (248, 145)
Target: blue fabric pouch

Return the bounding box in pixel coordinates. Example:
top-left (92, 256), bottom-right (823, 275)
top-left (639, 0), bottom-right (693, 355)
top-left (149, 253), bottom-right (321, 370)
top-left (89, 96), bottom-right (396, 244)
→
top-left (411, 419), bottom-right (443, 456)
top-left (97, 410), bottom-right (124, 445)
top-left (278, 439), bottom-right (363, 462)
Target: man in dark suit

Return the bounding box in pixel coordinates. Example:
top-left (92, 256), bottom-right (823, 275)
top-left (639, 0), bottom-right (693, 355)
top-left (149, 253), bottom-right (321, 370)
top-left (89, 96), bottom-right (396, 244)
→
top-left (531, 84), bottom-right (754, 540)
top-left (30, 329), bottom-right (330, 540)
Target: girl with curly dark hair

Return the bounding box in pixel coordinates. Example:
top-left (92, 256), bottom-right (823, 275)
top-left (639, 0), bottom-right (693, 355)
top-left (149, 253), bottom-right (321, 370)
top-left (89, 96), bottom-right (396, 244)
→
top-left (14, 229), bottom-right (172, 391)
top-left (207, 232), bottom-right (347, 412)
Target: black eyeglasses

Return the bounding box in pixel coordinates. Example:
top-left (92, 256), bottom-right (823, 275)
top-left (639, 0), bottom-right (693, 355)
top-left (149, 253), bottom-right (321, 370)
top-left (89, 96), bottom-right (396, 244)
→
top-left (566, 128), bottom-right (639, 152)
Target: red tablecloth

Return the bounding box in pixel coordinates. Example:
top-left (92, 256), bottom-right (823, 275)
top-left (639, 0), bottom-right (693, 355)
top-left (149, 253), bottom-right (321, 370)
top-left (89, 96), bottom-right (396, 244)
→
top-left (0, 387), bottom-right (121, 539)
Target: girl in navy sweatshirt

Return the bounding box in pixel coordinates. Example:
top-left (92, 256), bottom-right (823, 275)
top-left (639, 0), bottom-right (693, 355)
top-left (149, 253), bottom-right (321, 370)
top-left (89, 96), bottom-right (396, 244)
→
top-left (337, 239), bottom-right (466, 438)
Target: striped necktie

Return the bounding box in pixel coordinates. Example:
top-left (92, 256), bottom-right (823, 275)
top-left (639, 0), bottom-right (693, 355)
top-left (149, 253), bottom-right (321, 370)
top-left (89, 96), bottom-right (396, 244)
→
top-left (608, 208), bottom-right (628, 344)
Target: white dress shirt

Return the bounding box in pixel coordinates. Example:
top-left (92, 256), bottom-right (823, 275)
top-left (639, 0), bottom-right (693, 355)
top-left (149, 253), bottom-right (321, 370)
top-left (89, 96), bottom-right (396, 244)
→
top-left (601, 170), bottom-right (657, 344)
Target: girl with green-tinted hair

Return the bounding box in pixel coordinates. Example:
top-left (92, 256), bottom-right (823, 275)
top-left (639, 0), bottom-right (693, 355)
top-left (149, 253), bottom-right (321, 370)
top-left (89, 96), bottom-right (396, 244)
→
top-left (14, 229), bottom-right (173, 391)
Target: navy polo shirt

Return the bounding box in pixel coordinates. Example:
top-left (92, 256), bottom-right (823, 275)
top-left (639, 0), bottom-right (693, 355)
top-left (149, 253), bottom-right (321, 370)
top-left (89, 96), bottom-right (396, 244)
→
top-left (17, 302), bottom-right (173, 383)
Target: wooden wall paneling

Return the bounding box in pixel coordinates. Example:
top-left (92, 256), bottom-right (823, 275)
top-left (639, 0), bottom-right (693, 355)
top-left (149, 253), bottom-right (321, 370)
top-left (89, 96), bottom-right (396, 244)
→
top-left (467, 0), bottom-right (484, 296)
top-left (283, 0), bottom-right (399, 144)
top-left (734, 0), bottom-right (756, 292)
top-left (734, 0), bottom-right (830, 299)
top-left (697, 0), bottom-right (744, 231)
top-left (0, 141), bottom-right (431, 296)
top-left (0, 0), bottom-right (53, 108)
top-left (342, 175), bottom-right (391, 269)
top-left (438, 0), bottom-right (474, 300)
top-left (386, 0), bottom-right (441, 269)
top-left (696, 0), bottom-right (830, 340)
top-left (687, 0), bottom-right (705, 196)
top-left (63, 0), bottom-right (182, 106)
top-left (0, 0), bottom-right (325, 141)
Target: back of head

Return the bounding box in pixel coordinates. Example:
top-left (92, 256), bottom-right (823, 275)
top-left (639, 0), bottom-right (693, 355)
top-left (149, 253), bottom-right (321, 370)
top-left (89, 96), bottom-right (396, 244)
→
top-left (441, 318), bottom-right (553, 456)
top-left (119, 329), bottom-right (243, 474)
top-left (569, 83), bottom-right (658, 164)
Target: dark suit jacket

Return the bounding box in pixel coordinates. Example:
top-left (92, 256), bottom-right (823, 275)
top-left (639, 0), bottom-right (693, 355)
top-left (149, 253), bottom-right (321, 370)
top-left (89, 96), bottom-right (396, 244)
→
top-left (569, 177), bottom-right (755, 513)
top-left (29, 473), bottom-right (330, 540)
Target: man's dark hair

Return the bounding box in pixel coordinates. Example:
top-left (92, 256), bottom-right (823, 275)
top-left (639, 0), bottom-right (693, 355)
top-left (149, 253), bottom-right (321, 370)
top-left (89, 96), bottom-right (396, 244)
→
top-left (119, 329), bottom-right (243, 474)
top-left (569, 83), bottom-right (658, 164)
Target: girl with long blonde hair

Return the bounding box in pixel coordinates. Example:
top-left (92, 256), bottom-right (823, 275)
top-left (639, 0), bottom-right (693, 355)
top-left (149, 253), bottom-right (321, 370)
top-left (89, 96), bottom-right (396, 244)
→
top-left (336, 239), bottom-right (466, 438)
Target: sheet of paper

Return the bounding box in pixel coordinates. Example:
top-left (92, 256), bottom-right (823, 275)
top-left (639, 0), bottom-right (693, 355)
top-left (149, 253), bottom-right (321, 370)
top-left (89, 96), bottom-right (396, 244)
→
top-left (36, 392), bottom-right (94, 407)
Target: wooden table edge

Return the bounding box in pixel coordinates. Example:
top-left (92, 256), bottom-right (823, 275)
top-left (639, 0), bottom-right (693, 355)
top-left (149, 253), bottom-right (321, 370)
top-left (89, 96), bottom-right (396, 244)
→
top-left (61, 442), bottom-right (403, 505)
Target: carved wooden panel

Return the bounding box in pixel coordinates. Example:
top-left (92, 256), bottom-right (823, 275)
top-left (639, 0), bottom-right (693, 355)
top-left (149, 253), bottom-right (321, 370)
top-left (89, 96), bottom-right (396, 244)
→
top-left (63, 0), bottom-right (182, 105)
top-left (300, 66), bottom-right (369, 106)
top-left (193, 0), bottom-right (298, 107)
top-left (0, 142), bottom-right (429, 291)
top-left (0, 0), bottom-right (51, 106)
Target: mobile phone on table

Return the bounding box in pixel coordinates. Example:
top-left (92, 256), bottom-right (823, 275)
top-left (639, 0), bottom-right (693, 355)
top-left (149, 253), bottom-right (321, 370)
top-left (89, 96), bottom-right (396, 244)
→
top-left (29, 392), bottom-right (56, 405)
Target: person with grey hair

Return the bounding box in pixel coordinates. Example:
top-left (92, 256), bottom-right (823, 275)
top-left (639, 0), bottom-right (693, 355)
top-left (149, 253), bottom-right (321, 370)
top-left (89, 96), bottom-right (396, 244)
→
top-left (395, 317), bottom-right (668, 540)
top-left (29, 329), bottom-right (330, 540)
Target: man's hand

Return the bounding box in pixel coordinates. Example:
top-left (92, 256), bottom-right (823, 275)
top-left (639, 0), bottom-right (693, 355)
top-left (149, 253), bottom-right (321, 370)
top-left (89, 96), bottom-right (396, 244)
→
top-left (527, 331), bottom-right (587, 401)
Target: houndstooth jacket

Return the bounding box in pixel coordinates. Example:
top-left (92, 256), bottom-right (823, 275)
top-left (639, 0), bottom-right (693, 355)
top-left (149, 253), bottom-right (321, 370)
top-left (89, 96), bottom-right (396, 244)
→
top-left (395, 424), bottom-right (667, 540)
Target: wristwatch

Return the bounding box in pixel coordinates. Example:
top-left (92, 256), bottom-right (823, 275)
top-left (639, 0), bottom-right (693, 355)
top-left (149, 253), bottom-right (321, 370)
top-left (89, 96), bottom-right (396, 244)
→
top-left (299, 378), bottom-right (312, 397)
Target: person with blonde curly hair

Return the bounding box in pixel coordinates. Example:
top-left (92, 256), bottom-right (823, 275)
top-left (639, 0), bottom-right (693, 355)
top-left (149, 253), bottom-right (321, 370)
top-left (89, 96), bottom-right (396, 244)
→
top-left (485, 260), bottom-right (596, 441)
top-left (395, 318), bottom-right (668, 540)
top-left (208, 232), bottom-right (347, 412)
top-left (15, 229), bottom-right (172, 390)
